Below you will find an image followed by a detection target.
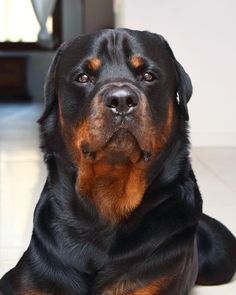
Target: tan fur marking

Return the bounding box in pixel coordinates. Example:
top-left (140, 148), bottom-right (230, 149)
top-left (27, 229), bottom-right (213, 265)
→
top-left (101, 277), bottom-right (168, 295)
top-left (130, 56), bottom-right (144, 69)
top-left (64, 96), bottom-right (174, 224)
top-left (100, 281), bottom-right (136, 295)
top-left (88, 58), bottom-right (102, 71)
top-left (132, 279), bottom-right (165, 295)
top-left (159, 101), bottom-right (174, 145)
top-left (77, 160), bottom-right (147, 224)
top-left (58, 101), bottom-right (64, 128)
top-left (68, 97), bottom-right (147, 224)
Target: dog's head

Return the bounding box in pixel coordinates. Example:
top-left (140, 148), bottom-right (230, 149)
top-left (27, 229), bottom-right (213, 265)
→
top-left (40, 29), bottom-right (192, 164)
top-left (39, 29), bottom-right (192, 222)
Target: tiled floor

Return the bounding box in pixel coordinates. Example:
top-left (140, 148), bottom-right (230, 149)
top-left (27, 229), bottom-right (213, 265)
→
top-left (0, 103), bottom-right (235, 294)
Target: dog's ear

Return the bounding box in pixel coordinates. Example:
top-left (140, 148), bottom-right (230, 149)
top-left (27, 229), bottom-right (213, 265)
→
top-left (174, 59), bottom-right (192, 121)
top-left (162, 38), bottom-right (192, 121)
top-left (38, 42), bottom-right (67, 124)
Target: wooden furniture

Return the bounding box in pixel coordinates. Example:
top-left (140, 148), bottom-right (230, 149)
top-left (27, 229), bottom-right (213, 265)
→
top-left (0, 57), bottom-right (30, 102)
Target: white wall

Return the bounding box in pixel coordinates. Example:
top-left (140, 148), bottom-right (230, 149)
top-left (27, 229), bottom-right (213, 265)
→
top-left (116, 0), bottom-right (236, 146)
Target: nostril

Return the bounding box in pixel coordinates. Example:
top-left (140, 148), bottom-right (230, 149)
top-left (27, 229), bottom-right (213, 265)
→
top-left (105, 96), bottom-right (120, 109)
top-left (110, 97), bottom-right (119, 108)
top-left (126, 96), bottom-right (137, 108)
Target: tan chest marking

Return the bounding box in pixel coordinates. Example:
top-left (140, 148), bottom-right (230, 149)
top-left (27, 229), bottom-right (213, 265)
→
top-left (77, 160), bottom-right (147, 224)
top-left (101, 277), bottom-right (168, 295)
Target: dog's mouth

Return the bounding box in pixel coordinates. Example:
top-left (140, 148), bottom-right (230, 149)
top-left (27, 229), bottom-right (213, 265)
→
top-left (81, 127), bottom-right (151, 164)
top-left (102, 128), bottom-right (144, 164)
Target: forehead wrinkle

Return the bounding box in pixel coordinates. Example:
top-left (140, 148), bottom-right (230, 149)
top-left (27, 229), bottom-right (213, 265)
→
top-left (97, 38), bottom-right (109, 58)
top-left (97, 31), bottom-right (130, 64)
top-left (89, 31), bottom-right (148, 76)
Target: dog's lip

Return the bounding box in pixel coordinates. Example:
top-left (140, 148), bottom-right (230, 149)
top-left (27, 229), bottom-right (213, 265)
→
top-left (104, 127), bottom-right (138, 146)
top-left (85, 127), bottom-right (139, 151)
top-left (81, 127), bottom-right (152, 163)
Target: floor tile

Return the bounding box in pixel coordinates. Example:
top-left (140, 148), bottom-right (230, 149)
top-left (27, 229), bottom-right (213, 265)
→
top-left (194, 148), bottom-right (236, 193)
top-left (192, 149), bottom-right (236, 233)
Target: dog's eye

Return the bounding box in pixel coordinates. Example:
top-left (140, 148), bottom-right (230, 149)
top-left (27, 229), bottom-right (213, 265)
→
top-left (143, 72), bottom-right (155, 82)
top-left (76, 73), bottom-right (90, 83)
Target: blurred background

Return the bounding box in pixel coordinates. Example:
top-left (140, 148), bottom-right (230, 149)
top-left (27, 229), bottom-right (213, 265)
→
top-left (0, 1), bottom-right (235, 294)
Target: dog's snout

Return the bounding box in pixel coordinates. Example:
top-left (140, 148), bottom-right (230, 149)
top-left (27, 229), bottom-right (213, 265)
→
top-left (104, 86), bottom-right (139, 115)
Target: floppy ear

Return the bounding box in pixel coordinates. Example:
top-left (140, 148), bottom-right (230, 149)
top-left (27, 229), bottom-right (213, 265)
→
top-left (174, 59), bottom-right (193, 121)
top-left (38, 42), bottom-right (67, 124)
top-left (161, 37), bottom-right (193, 121)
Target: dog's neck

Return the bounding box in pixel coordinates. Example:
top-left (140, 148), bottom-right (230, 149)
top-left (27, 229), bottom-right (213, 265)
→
top-left (75, 159), bottom-right (148, 224)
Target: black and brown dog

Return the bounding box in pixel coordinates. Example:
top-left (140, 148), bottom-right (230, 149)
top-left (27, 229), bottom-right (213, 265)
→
top-left (0, 29), bottom-right (235, 295)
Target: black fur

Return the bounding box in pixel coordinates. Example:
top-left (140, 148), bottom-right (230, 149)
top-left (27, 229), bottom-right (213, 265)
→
top-left (0, 29), bottom-right (235, 295)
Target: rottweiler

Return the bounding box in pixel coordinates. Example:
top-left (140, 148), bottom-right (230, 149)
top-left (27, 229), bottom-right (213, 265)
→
top-left (0, 29), bottom-right (235, 295)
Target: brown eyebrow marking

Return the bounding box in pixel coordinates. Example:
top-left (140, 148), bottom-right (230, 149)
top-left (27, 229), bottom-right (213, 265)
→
top-left (87, 57), bottom-right (102, 71)
top-left (130, 55), bottom-right (144, 69)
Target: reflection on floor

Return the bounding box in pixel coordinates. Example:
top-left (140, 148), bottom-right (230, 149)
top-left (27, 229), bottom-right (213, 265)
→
top-left (0, 103), bottom-right (235, 294)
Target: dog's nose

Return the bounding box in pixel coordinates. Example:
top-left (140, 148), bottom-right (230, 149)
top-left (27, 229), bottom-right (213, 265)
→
top-left (104, 86), bottom-right (139, 115)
